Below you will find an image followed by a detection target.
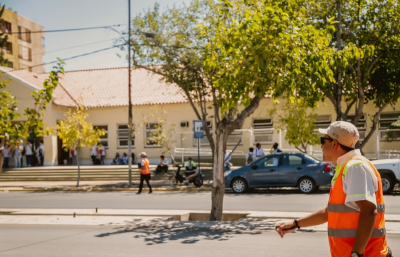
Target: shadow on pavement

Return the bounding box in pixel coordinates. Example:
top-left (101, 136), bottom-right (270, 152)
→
top-left (94, 218), bottom-right (316, 245)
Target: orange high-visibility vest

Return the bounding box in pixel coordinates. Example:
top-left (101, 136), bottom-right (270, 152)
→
top-left (328, 155), bottom-right (388, 257)
top-left (140, 158), bottom-right (150, 175)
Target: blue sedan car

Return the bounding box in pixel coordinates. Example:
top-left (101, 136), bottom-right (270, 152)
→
top-left (224, 153), bottom-right (333, 194)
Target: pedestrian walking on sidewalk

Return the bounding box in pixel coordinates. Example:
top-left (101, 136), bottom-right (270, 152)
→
top-left (137, 152), bottom-right (152, 194)
top-left (275, 121), bottom-right (392, 257)
top-left (37, 141), bottom-right (44, 166)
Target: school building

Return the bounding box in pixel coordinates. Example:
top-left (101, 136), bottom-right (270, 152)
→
top-left (1, 66), bottom-right (400, 166)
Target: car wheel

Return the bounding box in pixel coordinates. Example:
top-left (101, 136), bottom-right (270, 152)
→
top-left (380, 173), bottom-right (395, 194)
top-left (231, 178), bottom-right (248, 194)
top-left (298, 177), bottom-right (316, 194)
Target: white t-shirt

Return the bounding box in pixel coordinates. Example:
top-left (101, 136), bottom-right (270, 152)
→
top-left (37, 144), bottom-right (44, 157)
top-left (159, 158), bottom-right (168, 166)
top-left (254, 147), bottom-right (265, 161)
top-left (333, 150), bottom-right (378, 211)
top-left (90, 145), bottom-right (98, 156)
top-left (25, 143), bottom-right (33, 155)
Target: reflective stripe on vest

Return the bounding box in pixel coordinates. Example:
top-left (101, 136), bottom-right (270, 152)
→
top-left (327, 155), bottom-right (388, 257)
top-left (328, 228), bottom-right (386, 238)
top-left (328, 204), bottom-right (385, 213)
top-left (141, 158), bottom-right (150, 175)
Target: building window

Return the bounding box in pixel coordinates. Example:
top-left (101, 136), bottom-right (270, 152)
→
top-left (117, 124), bottom-right (135, 148)
top-left (94, 125), bottom-right (108, 147)
top-left (2, 21), bottom-right (12, 34)
top-left (314, 115), bottom-right (332, 129)
top-left (18, 26), bottom-right (31, 43)
top-left (18, 45), bottom-right (32, 61)
top-left (379, 112), bottom-right (400, 141)
top-left (3, 42), bottom-right (12, 54)
top-left (253, 118), bottom-right (273, 144)
top-left (145, 123), bottom-right (162, 147)
top-left (227, 130), bottom-right (242, 145)
top-left (7, 61), bottom-right (13, 68)
top-left (347, 115), bottom-right (366, 141)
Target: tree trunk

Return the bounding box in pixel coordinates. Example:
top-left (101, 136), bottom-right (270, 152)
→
top-left (76, 148), bottom-right (81, 187)
top-left (210, 128), bottom-right (228, 221)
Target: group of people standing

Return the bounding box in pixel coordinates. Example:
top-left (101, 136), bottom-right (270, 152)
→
top-left (88, 144), bottom-right (106, 165)
top-left (244, 142), bottom-right (282, 165)
top-left (1, 139), bottom-right (44, 168)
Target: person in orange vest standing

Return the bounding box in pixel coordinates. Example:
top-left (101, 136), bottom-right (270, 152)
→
top-left (275, 121), bottom-right (392, 257)
top-left (137, 152), bottom-right (152, 194)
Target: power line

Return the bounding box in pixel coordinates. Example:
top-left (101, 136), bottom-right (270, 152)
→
top-left (15, 45), bottom-right (125, 71)
top-left (9, 24), bottom-right (126, 34)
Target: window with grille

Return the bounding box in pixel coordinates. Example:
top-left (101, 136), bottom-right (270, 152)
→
top-left (227, 130), bottom-right (242, 145)
top-left (94, 125), bottom-right (108, 147)
top-left (253, 118), bottom-right (273, 143)
top-left (145, 123), bottom-right (162, 146)
top-left (2, 21), bottom-right (11, 34)
top-left (346, 115), bottom-right (366, 141)
top-left (379, 112), bottom-right (400, 141)
top-left (117, 124), bottom-right (135, 147)
top-left (314, 115), bottom-right (331, 130)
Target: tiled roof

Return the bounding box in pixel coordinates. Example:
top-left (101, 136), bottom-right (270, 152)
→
top-left (1, 67), bottom-right (188, 108)
top-left (0, 67), bottom-right (77, 107)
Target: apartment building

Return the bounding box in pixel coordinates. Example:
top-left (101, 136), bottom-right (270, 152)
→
top-left (1, 8), bottom-right (45, 73)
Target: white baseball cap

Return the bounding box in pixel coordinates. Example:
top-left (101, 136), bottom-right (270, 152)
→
top-left (318, 121), bottom-right (359, 148)
top-left (140, 152), bottom-right (147, 157)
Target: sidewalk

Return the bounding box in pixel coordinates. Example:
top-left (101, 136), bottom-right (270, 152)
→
top-left (1, 208), bottom-right (400, 234)
top-left (0, 180), bottom-right (214, 192)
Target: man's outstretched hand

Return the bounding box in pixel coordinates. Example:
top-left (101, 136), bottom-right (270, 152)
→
top-left (275, 220), bottom-right (297, 238)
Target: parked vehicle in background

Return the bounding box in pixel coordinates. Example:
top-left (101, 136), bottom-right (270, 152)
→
top-left (224, 153), bottom-right (333, 194)
top-left (371, 158), bottom-right (400, 194)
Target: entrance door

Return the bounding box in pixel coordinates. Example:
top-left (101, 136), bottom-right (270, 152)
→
top-left (57, 136), bottom-right (69, 165)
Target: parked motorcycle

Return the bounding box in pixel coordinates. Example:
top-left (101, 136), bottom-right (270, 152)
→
top-left (171, 164), bottom-right (204, 188)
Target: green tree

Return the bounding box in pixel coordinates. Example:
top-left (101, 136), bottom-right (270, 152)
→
top-left (271, 97), bottom-right (320, 153)
top-left (0, 61), bottom-right (64, 174)
top-left (306, 0), bottom-right (400, 149)
top-left (126, 0), bottom-right (333, 220)
top-left (55, 105), bottom-right (104, 187)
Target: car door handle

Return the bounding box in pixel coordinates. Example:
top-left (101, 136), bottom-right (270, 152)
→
top-left (297, 167), bottom-right (302, 170)
top-left (270, 169), bottom-right (276, 172)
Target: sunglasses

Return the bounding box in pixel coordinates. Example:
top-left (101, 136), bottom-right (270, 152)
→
top-left (320, 137), bottom-right (334, 145)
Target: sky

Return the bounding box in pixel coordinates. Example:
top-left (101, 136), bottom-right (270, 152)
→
top-left (2, 0), bottom-right (190, 72)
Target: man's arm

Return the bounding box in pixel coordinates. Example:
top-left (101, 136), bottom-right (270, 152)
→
top-left (352, 200), bottom-right (377, 254)
top-left (275, 207), bottom-right (328, 238)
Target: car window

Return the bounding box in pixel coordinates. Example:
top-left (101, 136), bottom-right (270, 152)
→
top-left (282, 155), bottom-right (304, 166)
top-left (256, 156), bottom-right (279, 167)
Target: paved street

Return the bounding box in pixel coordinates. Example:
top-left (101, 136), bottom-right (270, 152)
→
top-left (1, 190), bottom-right (400, 213)
top-left (0, 224), bottom-right (399, 257)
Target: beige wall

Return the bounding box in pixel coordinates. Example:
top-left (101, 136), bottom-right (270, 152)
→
top-left (52, 98), bottom-right (400, 165)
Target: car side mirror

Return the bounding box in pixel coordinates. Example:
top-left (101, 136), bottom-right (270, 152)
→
top-left (252, 164), bottom-right (258, 170)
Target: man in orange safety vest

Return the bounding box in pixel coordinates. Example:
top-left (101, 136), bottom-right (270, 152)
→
top-left (275, 121), bottom-right (392, 257)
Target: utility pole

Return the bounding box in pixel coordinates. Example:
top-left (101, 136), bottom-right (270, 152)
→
top-left (128, 0), bottom-right (133, 187)
top-left (336, 0), bottom-right (342, 121)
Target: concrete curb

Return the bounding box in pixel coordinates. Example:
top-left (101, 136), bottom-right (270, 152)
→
top-left (0, 186), bottom-right (212, 192)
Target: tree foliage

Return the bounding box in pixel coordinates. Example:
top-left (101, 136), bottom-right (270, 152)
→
top-left (0, 5), bottom-right (9, 66)
top-left (306, 0), bottom-right (400, 149)
top-left (55, 104), bottom-right (104, 187)
top-left (271, 97), bottom-right (320, 153)
top-left (126, 0), bottom-right (334, 220)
